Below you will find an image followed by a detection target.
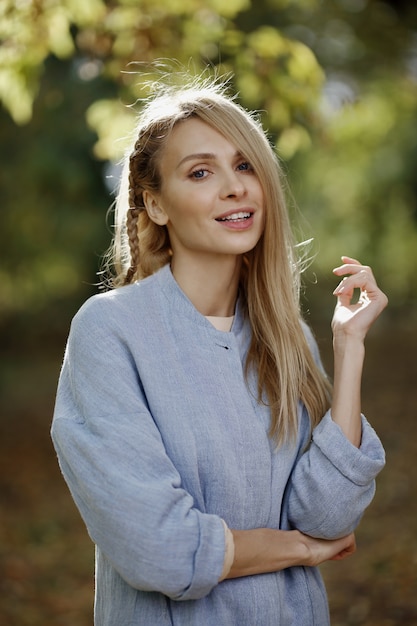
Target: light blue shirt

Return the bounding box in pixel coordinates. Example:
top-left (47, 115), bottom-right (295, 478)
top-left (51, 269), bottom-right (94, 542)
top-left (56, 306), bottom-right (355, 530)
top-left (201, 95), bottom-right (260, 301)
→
top-left (51, 264), bottom-right (385, 625)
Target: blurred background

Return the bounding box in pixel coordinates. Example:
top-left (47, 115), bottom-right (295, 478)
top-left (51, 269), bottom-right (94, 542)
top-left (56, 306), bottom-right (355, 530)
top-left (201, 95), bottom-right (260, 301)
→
top-left (0, 0), bottom-right (416, 624)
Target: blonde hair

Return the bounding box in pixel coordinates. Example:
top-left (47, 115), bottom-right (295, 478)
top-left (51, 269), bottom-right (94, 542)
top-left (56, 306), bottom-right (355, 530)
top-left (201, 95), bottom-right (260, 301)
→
top-left (104, 75), bottom-right (331, 444)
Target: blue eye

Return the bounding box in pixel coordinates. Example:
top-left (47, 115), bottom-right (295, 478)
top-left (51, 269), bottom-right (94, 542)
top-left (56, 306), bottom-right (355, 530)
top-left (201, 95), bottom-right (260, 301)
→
top-left (190, 169), bottom-right (206, 179)
top-left (237, 162), bottom-right (252, 171)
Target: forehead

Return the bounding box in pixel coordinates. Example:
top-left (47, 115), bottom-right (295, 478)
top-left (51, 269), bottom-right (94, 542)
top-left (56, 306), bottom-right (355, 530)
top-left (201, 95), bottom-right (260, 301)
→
top-left (161, 117), bottom-right (239, 165)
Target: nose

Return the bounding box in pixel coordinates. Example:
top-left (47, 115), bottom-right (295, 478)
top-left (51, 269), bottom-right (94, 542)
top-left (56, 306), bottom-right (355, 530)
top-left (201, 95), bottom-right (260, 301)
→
top-left (220, 169), bottom-right (246, 199)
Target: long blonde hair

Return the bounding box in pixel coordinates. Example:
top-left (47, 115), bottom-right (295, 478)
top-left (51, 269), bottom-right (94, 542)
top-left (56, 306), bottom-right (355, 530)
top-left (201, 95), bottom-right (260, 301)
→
top-left (104, 76), bottom-right (331, 444)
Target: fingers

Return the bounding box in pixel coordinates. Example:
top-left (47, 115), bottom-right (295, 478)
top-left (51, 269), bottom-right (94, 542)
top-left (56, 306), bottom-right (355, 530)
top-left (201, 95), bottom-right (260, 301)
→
top-left (332, 270), bottom-right (374, 300)
top-left (332, 256), bottom-right (382, 302)
top-left (332, 256), bottom-right (373, 281)
top-left (329, 534), bottom-right (357, 561)
top-left (340, 255), bottom-right (361, 265)
top-left (330, 256), bottom-right (388, 335)
top-left (303, 532), bottom-right (357, 566)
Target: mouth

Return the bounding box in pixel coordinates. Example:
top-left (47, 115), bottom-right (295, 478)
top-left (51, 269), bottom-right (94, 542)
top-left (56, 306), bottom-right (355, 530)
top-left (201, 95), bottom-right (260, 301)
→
top-left (215, 211), bottom-right (254, 223)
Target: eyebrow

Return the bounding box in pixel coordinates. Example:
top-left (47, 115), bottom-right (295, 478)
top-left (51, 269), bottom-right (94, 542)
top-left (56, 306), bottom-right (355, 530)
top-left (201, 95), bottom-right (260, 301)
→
top-left (177, 151), bottom-right (242, 169)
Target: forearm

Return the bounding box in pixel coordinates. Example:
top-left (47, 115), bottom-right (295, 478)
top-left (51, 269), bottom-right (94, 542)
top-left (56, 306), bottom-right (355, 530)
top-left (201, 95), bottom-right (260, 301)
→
top-left (330, 256), bottom-right (388, 446)
top-left (225, 529), bottom-right (305, 578)
top-left (331, 334), bottom-right (365, 447)
top-left (224, 528), bottom-right (356, 579)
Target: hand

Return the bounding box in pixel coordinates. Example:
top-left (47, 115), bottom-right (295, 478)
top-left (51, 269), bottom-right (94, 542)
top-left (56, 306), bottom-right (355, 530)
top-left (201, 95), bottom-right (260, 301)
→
top-left (332, 256), bottom-right (388, 342)
top-left (302, 532), bottom-right (357, 566)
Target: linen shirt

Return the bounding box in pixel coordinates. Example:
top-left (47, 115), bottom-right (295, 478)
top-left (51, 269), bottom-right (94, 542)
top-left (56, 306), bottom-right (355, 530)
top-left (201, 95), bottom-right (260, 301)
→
top-left (51, 263), bottom-right (385, 625)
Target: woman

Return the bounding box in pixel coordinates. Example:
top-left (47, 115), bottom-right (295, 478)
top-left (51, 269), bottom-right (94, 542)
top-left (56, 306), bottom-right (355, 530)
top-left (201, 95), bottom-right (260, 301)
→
top-left (51, 76), bottom-right (387, 625)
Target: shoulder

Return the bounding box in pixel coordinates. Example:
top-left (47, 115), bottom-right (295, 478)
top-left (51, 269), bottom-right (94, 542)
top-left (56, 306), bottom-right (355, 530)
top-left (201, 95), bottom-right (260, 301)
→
top-left (300, 319), bottom-right (322, 366)
top-left (300, 319), bottom-right (315, 346)
top-left (71, 268), bottom-right (168, 336)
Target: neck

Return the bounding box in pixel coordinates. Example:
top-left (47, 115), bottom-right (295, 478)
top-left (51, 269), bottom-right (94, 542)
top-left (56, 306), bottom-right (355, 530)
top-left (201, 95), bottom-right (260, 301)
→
top-left (170, 253), bottom-right (242, 317)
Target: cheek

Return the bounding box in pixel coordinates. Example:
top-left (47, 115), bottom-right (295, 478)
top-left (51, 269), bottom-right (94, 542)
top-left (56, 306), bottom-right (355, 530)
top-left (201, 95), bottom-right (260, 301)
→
top-left (168, 202), bottom-right (199, 225)
top-left (172, 193), bottom-right (211, 224)
top-left (164, 200), bottom-right (202, 240)
top-left (255, 180), bottom-right (265, 203)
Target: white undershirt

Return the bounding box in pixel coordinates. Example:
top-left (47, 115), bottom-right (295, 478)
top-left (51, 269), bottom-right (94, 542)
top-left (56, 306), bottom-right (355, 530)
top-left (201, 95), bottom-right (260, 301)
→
top-left (205, 315), bottom-right (234, 332)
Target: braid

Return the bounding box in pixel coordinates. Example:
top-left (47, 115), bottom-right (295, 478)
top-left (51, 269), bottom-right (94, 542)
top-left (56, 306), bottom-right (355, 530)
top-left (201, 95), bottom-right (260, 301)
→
top-left (124, 208), bottom-right (140, 285)
top-left (122, 131), bottom-right (172, 284)
top-left (124, 147), bottom-right (145, 284)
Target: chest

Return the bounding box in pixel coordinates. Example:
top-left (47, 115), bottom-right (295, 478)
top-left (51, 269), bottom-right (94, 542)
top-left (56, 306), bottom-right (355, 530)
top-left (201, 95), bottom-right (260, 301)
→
top-left (130, 319), bottom-right (301, 527)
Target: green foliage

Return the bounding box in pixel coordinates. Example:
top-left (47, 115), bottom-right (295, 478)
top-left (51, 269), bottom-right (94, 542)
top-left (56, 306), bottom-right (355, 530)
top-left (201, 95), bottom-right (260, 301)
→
top-left (291, 78), bottom-right (417, 309)
top-left (0, 0), bottom-right (107, 123)
top-left (0, 57), bottom-right (112, 338)
top-left (0, 0), bottom-right (325, 155)
top-left (1, 0), bottom-right (416, 342)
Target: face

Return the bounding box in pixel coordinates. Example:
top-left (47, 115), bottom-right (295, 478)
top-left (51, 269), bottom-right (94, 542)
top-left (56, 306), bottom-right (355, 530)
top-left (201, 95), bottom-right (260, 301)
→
top-left (143, 117), bottom-right (265, 267)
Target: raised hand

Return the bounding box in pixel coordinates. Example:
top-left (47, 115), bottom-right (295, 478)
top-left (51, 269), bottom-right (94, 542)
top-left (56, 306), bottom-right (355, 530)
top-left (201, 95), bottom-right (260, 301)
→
top-left (332, 256), bottom-right (388, 342)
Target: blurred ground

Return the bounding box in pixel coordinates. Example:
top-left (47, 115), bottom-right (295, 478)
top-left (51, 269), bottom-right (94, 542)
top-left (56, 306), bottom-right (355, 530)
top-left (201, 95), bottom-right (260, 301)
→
top-left (0, 319), bottom-right (416, 625)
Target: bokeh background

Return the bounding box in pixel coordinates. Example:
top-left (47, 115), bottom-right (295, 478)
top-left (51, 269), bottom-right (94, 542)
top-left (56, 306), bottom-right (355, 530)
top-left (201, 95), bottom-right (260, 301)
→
top-left (1, 0), bottom-right (416, 624)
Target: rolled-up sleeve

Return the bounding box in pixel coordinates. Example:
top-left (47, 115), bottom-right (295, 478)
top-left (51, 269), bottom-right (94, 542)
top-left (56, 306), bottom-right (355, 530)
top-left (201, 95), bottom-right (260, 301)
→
top-left (287, 410), bottom-right (385, 539)
top-left (51, 298), bottom-right (226, 600)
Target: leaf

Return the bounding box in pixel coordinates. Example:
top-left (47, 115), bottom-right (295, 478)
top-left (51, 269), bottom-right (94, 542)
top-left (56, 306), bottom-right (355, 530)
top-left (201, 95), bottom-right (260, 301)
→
top-left (86, 98), bottom-right (136, 160)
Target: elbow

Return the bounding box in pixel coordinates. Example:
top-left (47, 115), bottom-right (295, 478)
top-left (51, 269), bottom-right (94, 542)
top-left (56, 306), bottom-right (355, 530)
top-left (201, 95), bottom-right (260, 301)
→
top-left (295, 512), bottom-right (364, 540)
top-left (113, 552), bottom-right (217, 601)
top-left (289, 482), bottom-right (376, 540)
top-left (95, 546), bottom-right (215, 602)
top-left (92, 518), bottom-right (224, 601)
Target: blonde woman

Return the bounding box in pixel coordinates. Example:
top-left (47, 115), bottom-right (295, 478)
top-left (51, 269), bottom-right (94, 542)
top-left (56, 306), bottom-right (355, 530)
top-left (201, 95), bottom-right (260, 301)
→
top-left (52, 76), bottom-right (387, 625)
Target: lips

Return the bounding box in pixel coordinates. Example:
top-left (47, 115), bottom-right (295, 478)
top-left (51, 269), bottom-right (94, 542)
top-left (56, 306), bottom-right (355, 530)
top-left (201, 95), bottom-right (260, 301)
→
top-left (215, 211), bottom-right (253, 222)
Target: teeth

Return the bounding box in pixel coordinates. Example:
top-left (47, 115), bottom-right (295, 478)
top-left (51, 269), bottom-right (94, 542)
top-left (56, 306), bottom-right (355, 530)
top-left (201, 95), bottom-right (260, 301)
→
top-left (218, 212), bottom-right (251, 221)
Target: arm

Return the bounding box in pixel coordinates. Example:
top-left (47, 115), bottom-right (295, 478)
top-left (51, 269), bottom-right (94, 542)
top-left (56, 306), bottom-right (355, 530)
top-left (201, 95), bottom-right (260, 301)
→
top-left (331, 256), bottom-right (388, 446)
top-left (285, 258), bottom-right (387, 539)
top-left (224, 259), bottom-right (387, 579)
top-left (51, 298), bottom-right (226, 601)
top-left (224, 528), bottom-right (356, 579)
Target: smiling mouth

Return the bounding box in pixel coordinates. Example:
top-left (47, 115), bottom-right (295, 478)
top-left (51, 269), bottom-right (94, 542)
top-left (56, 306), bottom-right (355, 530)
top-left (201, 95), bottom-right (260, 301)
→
top-left (215, 211), bottom-right (253, 222)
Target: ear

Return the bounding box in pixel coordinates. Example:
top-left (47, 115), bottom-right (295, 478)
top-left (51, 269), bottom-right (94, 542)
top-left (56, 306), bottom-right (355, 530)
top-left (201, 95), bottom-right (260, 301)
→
top-left (142, 190), bottom-right (169, 226)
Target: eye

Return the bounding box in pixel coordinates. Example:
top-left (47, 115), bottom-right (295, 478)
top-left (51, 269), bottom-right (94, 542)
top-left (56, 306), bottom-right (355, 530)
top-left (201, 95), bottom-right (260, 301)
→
top-left (237, 161), bottom-right (253, 172)
top-left (189, 168), bottom-right (208, 179)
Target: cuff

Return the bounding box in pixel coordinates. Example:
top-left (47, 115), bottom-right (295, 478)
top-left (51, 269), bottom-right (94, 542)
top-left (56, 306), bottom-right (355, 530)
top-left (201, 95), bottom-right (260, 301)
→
top-left (218, 520), bottom-right (235, 581)
top-left (312, 410), bottom-right (385, 486)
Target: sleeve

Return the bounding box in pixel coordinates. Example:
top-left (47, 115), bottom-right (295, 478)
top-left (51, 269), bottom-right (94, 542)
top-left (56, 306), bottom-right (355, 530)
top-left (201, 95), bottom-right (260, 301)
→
top-left (218, 521), bottom-right (235, 581)
top-left (50, 298), bottom-right (226, 601)
top-left (286, 321), bottom-right (386, 539)
top-left (287, 410), bottom-right (385, 539)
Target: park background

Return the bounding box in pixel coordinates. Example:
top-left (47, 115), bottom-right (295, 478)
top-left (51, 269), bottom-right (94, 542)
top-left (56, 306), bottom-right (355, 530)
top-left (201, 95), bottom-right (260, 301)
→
top-left (1, 0), bottom-right (416, 624)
